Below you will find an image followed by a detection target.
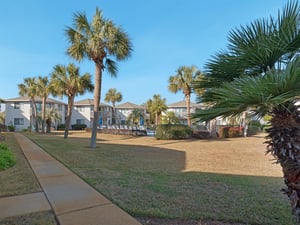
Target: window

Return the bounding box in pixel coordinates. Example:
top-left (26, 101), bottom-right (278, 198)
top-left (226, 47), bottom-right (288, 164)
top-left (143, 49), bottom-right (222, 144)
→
top-left (14, 102), bottom-right (20, 109)
top-left (14, 118), bottom-right (24, 125)
top-left (76, 119), bottom-right (84, 125)
top-left (77, 106), bottom-right (85, 112)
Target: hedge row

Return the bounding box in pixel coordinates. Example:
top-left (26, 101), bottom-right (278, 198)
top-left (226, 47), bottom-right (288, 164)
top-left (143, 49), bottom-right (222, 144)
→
top-left (155, 124), bottom-right (192, 140)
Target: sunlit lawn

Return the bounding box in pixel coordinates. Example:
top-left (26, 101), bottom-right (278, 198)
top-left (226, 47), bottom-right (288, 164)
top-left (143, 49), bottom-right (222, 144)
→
top-left (0, 132), bottom-right (57, 225)
top-left (25, 131), bottom-right (295, 225)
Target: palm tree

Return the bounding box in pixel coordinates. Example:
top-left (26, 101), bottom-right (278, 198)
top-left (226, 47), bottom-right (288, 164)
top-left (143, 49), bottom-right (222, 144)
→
top-left (198, 1), bottom-right (300, 90)
top-left (193, 1), bottom-right (300, 220)
top-left (36, 76), bottom-right (53, 133)
top-left (161, 111), bottom-right (180, 125)
top-left (104, 88), bottom-right (122, 125)
top-left (127, 109), bottom-right (144, 126)
top-left (45, 108), bottom-right (61, 133)
top-left (169, 66), bottom-right (203, 126)
top-left (65, 8), bottom-right (132, 148)
top-left (194, 57), bottom-right (300, 221)
top-left (18, 77), bottom-right (39, 132)
top-left (146, 94), bottom-right (168, 125)
top-left (51, 63), bottom-right (93, 139)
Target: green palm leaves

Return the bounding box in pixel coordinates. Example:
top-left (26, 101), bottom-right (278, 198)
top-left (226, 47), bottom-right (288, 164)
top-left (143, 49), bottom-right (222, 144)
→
top-left (169, 66), bottom-right (203, 126)
top-left (194, 57), bottom-right (300, 122)
top-left (199, 1), bottom-right (300, 89)
top-left (66, 7), bottom-right (132, 148)
top-left (65, 8), bottom-right (132, 76)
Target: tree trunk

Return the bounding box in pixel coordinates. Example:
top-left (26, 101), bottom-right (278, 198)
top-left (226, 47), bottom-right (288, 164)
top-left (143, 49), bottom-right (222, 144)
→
top-left (186, 94), bottom-right (191, 127)
top-left (265, 104), bottom-right (300, 221)
top-left (90, 63), bottom-right (102, 148)
top-left (64, 96), bottom-right (74, 139)
top-left (31, 98), bottom-right (38, 132)
top-left (42, 97), bottom-right (46, 133)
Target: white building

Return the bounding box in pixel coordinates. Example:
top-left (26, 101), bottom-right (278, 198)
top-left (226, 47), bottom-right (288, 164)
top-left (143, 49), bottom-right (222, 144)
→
top-left (72, 99), bottom-right (113, 128)
top-left (5, 96), bottom-right (66, 131)
top-left (167, 100), bottom-right (205, 125)
top-left (115, 102), bottom-right (148, 125)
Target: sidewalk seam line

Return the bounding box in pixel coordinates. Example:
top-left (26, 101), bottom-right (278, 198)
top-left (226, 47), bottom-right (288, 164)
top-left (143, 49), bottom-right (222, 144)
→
top-left (56, 202), bottom-right (113, 217)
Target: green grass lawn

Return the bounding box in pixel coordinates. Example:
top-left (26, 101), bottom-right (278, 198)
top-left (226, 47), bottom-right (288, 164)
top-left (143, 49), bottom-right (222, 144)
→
top-left (0, 133), bottom-right (57, 225)
top-left (25, 132), bottom-right (296, 225)
top-left (0, 133), bottom-right (40, 196)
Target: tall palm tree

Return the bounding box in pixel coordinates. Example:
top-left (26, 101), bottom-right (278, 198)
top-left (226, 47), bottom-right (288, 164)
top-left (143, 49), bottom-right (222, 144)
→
top-left (65, 8), bottom-right (132, 148)
top-left (18, 77), bottom-right (38, 132)
top-left (194, 57), bottom-right (300, 221)
top-left (146, 94), bottom-right (168, 125)
top-left (36, 76), bottom-right (53, 133)
top-left (104, 88), bottom-right (122, 125)
top-left (169, 66), bottom-right (203, 126)
top-left (51, 63), bottom-right (93, 139)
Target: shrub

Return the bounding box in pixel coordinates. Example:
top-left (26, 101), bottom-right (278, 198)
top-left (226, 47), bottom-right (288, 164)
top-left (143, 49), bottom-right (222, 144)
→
top-left (57, 124), bottom-right (65, 130)
top-left (219, 126), bottom-right (243, 138)
top-left (0, 143), bottom-right (16, 170)
top-left (192, 130), bottom-right (211, 139)
top-left (8, 124), bottom-right (15, 132)
top-left (71, 124), bottom-right (87, 130)
top-left (155, 124), bottom-right (192, 140)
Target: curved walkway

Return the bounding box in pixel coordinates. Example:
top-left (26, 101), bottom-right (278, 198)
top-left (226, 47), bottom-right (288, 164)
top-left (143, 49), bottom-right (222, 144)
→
top-left (0, 133), bottom-right (141, 225)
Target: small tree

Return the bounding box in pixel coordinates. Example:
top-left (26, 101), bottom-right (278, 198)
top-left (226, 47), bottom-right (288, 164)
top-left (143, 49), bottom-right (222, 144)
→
top-left (161, 111), bottom-right (180, 124)
top-left (104, 88), bottom-right (122, 125)
top-left (18, 77), bottom-right (39, 132)
top-left (146, 94), bottom-right (168, 126)
top-left (127, 109), bottom-right (144, 126)
top-left (169, 66), bottom-right (203, 127)
top-left (36, 76), bottom-right (53, 133)
top-left (51, 63), bottom-right (93, 139)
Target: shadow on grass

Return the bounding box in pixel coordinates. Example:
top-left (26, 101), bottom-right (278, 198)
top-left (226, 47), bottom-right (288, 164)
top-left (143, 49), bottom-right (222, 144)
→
top-left (23, 132), bottom-right (294, 225)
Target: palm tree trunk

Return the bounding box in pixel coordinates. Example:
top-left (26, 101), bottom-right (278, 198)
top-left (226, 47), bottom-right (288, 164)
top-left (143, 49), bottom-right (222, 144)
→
top-left (42, 97), bottom-right (46, 133)
top-left (31, 98), bottom-right (38, 132)
top-left (90, 63), bottom-right (102, 148)
top-left (266, 104), bottom-right (300, 221)
top-left (64, 96), bottom-right (74, 139)
top-left (186, 94), bottom-right (191, 127)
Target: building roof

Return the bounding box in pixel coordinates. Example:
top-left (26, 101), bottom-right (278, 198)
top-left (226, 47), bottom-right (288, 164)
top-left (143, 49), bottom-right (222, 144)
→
top-left (115, 102), bottom-right (144, 109)
top-left (74, 99), bottom-right (111, 107)
top-left (5, 96), bottom-right (65, 104)
top-left (168, 100), bottom-right (203, 108)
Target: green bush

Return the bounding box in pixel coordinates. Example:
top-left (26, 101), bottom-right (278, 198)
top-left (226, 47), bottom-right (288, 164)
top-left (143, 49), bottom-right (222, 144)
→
top-left (247, 126), bottom-right (261, 135)
top-left (71, 124), bottom-right (87, 130)
top-left (57, 124), bottom-right (65, 130)
top-left (8, 124), bottom-right (15, 132)
top-left (155, 124), bottom-right (192, 140)
top-left (0, 143), bottom-right (16, 170)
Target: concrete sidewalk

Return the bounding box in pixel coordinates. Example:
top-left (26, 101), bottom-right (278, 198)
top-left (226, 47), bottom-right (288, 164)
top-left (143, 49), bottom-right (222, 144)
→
top-left (6, 133), bottom-right (141, 225)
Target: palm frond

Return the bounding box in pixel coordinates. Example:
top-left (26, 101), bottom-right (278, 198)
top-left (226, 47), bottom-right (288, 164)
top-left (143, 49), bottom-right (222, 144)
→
top-left (105, 58), bottom-right (118, 77)
top-left (194, 57), bottom-right (300, 122)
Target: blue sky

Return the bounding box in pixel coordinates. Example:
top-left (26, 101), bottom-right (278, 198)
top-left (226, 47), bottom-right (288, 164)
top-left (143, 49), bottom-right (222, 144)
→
top-left (0, 0), bottom-right (287, 106)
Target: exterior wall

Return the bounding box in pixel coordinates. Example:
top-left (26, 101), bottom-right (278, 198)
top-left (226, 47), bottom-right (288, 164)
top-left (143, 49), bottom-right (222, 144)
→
top-left (71, 106), bottom-right (92, 128)
top-left (71, 105), bottom-right (113, 128)
top-left (5, 102), bottom-right (31, 131)
top-left (5, 99), bottom-right (66, 131)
